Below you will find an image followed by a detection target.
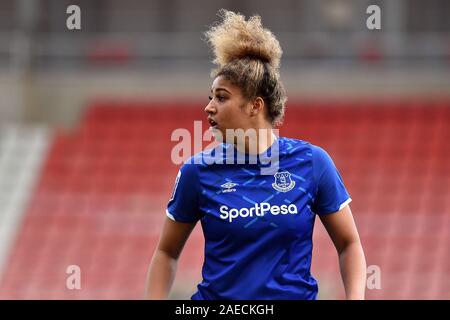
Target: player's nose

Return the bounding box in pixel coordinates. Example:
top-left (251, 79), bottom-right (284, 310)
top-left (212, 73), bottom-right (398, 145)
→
top-left (204, 100), bottom-right (216, 115)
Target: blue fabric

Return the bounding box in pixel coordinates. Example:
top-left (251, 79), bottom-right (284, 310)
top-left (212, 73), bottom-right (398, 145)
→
top-left (166, 137), bottom-right (351, 300)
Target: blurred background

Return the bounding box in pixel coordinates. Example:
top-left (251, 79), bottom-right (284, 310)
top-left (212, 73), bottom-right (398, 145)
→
top-left (0, 0), bottom-right (449, 299)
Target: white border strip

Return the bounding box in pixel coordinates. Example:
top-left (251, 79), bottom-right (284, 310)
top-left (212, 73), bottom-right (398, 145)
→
top-left (0, 126), bottom-right (50, 276)
top-left (338, 198), bottom-right (352, 211)
top-left (166, 209), bottom-right (176, 221)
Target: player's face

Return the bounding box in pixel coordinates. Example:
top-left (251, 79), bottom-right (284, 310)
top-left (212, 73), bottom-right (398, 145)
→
top-left (205, 76), bottom-right (253, 141)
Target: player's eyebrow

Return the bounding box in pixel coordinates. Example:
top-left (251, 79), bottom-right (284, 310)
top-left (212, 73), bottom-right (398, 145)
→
top-left (211, 87), bottom-right (231, 94)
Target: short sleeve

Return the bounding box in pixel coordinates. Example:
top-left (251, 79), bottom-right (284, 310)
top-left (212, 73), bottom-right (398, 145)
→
top-left (166, 161), bottom-right (201, 223)
top-left (311, 145), bottom-right (352, 215)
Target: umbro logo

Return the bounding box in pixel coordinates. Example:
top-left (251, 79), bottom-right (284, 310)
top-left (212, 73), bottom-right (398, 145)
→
top-left (221, 181), bottom-right (238, 193)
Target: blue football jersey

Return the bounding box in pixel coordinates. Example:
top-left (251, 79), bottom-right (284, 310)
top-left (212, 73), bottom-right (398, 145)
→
top-left (166, 137), bottom-right (351, 300)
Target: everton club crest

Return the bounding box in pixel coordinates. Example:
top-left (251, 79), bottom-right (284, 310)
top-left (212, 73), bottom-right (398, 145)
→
top-left (272, 171), bottom-right (295, 192)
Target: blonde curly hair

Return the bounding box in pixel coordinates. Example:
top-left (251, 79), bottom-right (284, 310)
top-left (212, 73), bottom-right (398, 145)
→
top-left (204, 9), bottom-right (287, 127)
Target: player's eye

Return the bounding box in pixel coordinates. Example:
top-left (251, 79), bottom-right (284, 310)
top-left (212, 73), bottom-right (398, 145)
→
top-left (208, 95), bottom-right (226, 102)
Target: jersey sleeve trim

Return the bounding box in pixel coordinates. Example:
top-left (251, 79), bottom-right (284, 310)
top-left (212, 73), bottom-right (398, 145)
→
top-left (166, 208), bottom-right (199, 223)
top-left (338, 197), bottom-right (352, 211)
top-left (166, 209), bottom-right (176, 221)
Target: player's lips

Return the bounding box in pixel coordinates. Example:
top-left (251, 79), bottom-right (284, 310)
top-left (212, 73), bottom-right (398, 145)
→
top-left (208, 117), bottom-right (218, 128)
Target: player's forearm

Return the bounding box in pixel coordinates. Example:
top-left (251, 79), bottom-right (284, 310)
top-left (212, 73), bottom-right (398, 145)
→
top-left (145, 249), bottom-right (178, 299)
top-left (338, 241), bottom-right (366, 300)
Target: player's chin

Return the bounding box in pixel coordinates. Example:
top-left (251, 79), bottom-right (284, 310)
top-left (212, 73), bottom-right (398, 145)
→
top-left (210, 127), bottom-right (225, 142)
top-left (207, 124), bottom-right (220, 137)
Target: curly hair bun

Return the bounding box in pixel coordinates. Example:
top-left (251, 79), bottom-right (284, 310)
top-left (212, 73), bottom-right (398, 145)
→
top-left (204, 9), bottom-right (283, 71)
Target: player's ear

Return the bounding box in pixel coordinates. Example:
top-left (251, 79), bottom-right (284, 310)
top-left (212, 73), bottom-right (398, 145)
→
top-left (250, 97), bottom-right (264, 117)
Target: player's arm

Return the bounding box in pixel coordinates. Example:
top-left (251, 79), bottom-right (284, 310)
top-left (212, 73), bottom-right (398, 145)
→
top-left (319, 204), bottom-right (367, 300)
top-left (145, 217), bottom-right (197, 299)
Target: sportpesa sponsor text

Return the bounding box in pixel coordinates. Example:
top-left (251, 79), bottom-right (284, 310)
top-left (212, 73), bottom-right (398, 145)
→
top-left (219, 202), bottom-right (298, 222)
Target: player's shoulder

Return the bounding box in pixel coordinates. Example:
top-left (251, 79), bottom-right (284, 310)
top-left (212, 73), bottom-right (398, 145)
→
top-left (279, 136), bottom-right (313, 155)
top-left (306, 143), bottom-right (338, 177)
top-left (309, 143), bottom-right (329, 158)
top-left (279, 137), bottom-right (332, 163)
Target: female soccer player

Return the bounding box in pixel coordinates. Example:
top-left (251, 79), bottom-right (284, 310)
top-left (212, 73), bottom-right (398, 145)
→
top-left (146, 9), bottom-right (366, 300)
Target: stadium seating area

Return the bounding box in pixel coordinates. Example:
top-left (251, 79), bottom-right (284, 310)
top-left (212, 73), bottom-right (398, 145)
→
top-left (0, 99), bottom-right (448, 299)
